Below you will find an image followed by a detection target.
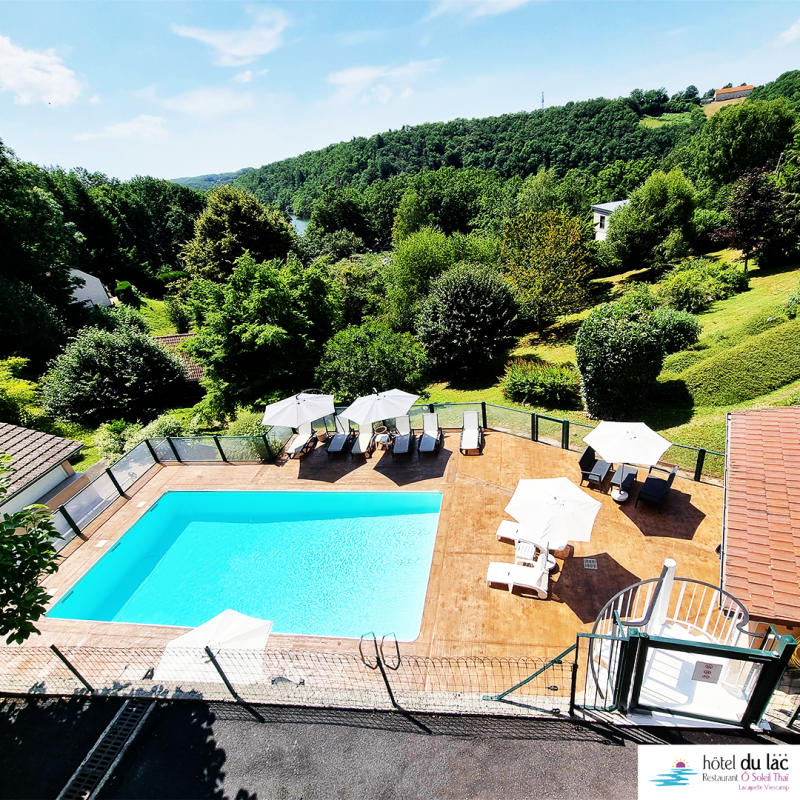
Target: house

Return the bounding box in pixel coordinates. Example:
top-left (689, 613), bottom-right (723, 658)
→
top-left (714, 85), bottom-right (754, 102)
top-left (153, 334), bottom-right (204, 382)
top-left (721, 407), bottom-right (800, 640)
top-left (591, 199), bottom-right (629, 241)
top-left (70, 269), bottom-right (112, 308)
top-left (0, 423), bottom-right (84, 515)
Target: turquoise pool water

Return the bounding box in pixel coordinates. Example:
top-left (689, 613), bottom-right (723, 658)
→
top-left (49, 490), bottom-right (442, 640)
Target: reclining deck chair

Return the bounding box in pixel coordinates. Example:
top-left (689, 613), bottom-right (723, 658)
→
top-left (418, 412), bottom-right (443, 456)
top-left (326, 415), bottom-right (356, 458)
top-left (390, 415), bottom-right (415, 460)
top-left (288, 421), bottom-right (317, 459)
top-left (486, 554), bottom-right (550, 600)
top-left (459, 410), bottom-right (484, 455)
top-left (350, 426), bottom-right (376, 458)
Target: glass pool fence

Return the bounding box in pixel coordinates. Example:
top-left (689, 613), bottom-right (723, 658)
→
top-left (49, 402), bottom-right (722, 552)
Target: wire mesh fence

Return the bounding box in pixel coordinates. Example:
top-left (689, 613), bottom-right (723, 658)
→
top-left (0, 644), bottom-right (573, 718)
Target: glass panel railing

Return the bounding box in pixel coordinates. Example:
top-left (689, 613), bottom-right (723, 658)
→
top-left (51, 509), bottom-right (76, 552)
top-left (171, 436), bottom-right (224, 462)
top-left (148, 437), bottom-right (178, 462)
top-left (703, 451), bottom-right (725, 481)
top-left (485, 404), bottom-right (532, 438)
top-left (61, 473), bottom-right (119, 530)
top-left (431, 402), bottom-right (482, 429)
top-left (217, 436), bottom-right (269, 462)
top-left (570, 421), bottom-right (595, 451)
top-left (110, 441), bottom-right (157, 491)
top-left (536, 415), bottom-right (563, 446)
top-left (265, 426), bottom-right (293, 456)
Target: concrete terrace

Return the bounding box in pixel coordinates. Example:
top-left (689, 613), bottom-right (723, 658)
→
top-left (29, 431), bottom-right (725, 662)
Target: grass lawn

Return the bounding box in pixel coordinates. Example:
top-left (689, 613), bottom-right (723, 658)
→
top-left (424, 252), bottom-right (800, 474)
top-left (640, 111), bottom-right (694, 128)
top-left (139, 299), bottom-right (178, 336)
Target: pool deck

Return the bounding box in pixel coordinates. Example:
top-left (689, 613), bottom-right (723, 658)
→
top-left (21, 431), bottom-right (724, 662)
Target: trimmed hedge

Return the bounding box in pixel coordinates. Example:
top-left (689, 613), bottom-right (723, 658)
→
top-left (499, 359), bottom-right (579, 408)
top-left (682, 319), bottom-right (800, 406)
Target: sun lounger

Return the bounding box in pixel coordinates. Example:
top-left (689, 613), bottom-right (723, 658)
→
top-left (459, 411), bottom-right (484, 455)
top-left (486, 556), bottom-right (550, 599)
top-left (350, 427), bottom-right (376, 458)
top-left (495, 521), bottom-right (567, 554)
top-left (288, 421), bottom-right (317, 458)
top-left (391, 415), bottom-right (415, 460)
top-left (418, 412), bottom-right (443, 456)
top-left (635, 465), bottom-right (678, 510)
top-left (327, 415), bottom-right (355, 458)
top-left (578, 445), bottom-right (611, 489)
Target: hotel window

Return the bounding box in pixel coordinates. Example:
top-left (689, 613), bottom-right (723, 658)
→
top-left (599, 215), bottom-right (605, 229)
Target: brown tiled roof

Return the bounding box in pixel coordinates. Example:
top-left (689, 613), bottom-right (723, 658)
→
top-left (0, 423), bottom-right (83, 499)
top-left (153, 333), bottom-right (204, 381)
top-left (723, 407), bottom-right (800, 625)
top-left (716, 85), bottom-right (753, 95)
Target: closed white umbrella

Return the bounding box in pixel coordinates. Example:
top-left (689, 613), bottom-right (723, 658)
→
top-left (583, 421), bottom-right (670, 467)
top-left (339, 389), bottom-right (420, 426)
top-left (261, 392), bottom-right (335, 429)
top-left (505, 477), bottom-right (602, 547)
top-left (154, 609), bottom-right (272, 685)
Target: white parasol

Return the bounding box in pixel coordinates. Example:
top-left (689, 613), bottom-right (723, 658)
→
top-left (583, 421), bottom-right (670, 467)
top-left (261, 392), bottom-right (335, 429)
top-left (505, 477), bottom-right (602, 547)
top-left (338, 389), bottom-right (419, 426)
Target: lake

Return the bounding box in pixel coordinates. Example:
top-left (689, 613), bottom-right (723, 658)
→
top-left (289, 215), bottom-right (309, 236)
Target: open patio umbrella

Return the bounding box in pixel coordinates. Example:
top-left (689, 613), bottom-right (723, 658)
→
top-left (338, 389), bottom-right (419, 426)
top-left (583, 421), bottom-right (670, 467)
top-left (154, 609), bottom-right (272, 685)
top-left (261, 392), bottom-right (335, 429)
top-left (505, 477), bottom-right (602, 547)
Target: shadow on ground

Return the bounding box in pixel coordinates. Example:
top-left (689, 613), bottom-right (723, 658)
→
top-left (621, 487), bottom-right (706, 539)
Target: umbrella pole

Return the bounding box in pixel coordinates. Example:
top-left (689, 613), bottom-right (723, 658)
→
top-left (204, 646), bottom-right (265, 722)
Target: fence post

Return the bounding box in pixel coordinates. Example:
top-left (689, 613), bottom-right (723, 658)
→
top-left (143, 438), bottom-right (160, 464)
top-left (481, 401), bottom-right (488, 430)
top-left (262, 433), bottom-right (274, 461)
top-left (694, 448), bottom-right (706, 482)
top-left (213, 435), bottom-right (228, 462)
top-left (50, 645), bottom-right (95, 694)
top-left (561, 419), bottom-right (570, 450)
top-left (204, 646), bottom-right (264, 722)
top-left (428, 403), bottom-right (435, 414)
top-left (531, 413), bottom-right (538, 442)
top-left (166, 436), bottom-right (182, 463)
top-left (58, 506), bottom-right (82, 538)
top-left (105, 468), bottom-right (124, 496)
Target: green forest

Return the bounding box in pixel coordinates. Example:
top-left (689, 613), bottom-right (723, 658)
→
top-left (4, 69), bottom-right (800, 470)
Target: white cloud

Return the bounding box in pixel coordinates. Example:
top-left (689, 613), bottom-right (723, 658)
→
top-left (235, 70), bottom-right (253, 83)
top-left (327, 59), bottom-right (442, 105)
top-left (429, 0), bottom-right (535, 19)
top-left (401, 87), bottom-right (414, 100)
top-left (89, 94), bottom-right (100, 104)
top-left (75, 114), bottom-right (166, 142)
top-left (778, 18), bottom-right (800, 44)
top-left (0, 33), bottom-right (81, 106)
top-left (161, 87), bottom-right (256, 118)
top-left (339, 30), bottom-right (385, 47)
top-left (173, 8), bottom-right (288, 67)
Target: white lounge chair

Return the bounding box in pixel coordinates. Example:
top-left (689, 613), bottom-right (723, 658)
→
top-left (288, 421), bottom-right (317, 459)
top-left (486, 556), bottom-right (549, 599)
top-left (418, 412), bottom-right (443, 456)
top-left (391, 415), bottom-right (415, 460)
top-left (327, 415), bottom-right (355, 458)
top-left (495, 521), bottom-right (568, 553)
top-left (459, 411), bottom-right (484, 455)
top-left (350, 427), bottom-right (376, 458)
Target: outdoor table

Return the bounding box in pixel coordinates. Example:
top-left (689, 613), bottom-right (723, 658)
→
top-left (611, 464), bottom-right (638, 503)
top-left (375, 433), bottom-right (391, 451)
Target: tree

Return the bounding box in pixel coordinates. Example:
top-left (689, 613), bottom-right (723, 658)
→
top-left (714, 169), bottom-right (781, 272)
top-left (0, 455), bottom-right (62, 644)
top-left (516, 167), bottom-right (559, 215)
top-left (316, 321), bottom-right (429, 403)
top-left (40, 319), bottom-right (187, 425)
top-left (181, 185), bottom-right (295, 284)
top-left (0, 358), bottom-right (37, 426)
top-left (186, 254), bottom-right (341, 418)
top-left (415, 262), bottom-right (519, 378)
top-left (392, 189), bottom-right (434, 243)
top-left (307, 186), bottom-right (373, 244)
top-left (500, 209), bottom-right (593, 331)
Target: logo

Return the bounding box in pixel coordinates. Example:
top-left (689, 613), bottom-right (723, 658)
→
top-left (650, 758), bottom-right (698, 787)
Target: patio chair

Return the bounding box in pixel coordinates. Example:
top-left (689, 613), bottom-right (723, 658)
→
top-left (350, 427), bottom-right (376, 458)
top-left (459, 411), bottom-right (484, 455)
top-left (326, 415), bottom-right (355, 458)
top-left (390, 415), bottom-right (415, 460)
top-left (635, 466), bottom-right (678, 510)
top-left (418, 413), bottom-right (443, 456)
top-left (578, 445), bottom-right (611, 489)
top-left (288, 421), bottom-right (317, 459)
top-left (486, 556), bottom-right (549, 599)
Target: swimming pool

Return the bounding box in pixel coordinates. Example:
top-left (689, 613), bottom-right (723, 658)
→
top-left (49, 490), bottom-right (442, 640)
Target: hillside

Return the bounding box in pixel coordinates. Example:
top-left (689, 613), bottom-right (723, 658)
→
top-left (171, 168), bottom-right (253, 192)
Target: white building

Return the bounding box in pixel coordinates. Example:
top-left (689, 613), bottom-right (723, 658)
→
top-left (714, 85), bottom-right (753, 102)
top-left (591, 199), bottom-right (630, 241)
top-left (70, 269), bottom-right (112, 308)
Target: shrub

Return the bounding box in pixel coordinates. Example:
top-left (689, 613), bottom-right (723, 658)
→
top-left (657, 258), bottom-right (748, 313)
top-left (41, 325), bottom-right (187, 425)
top-left (0, 358), bottom-right (37, 426)
top-left (661, 350), bottom-right (708, 375)
top-left (114, 281), bottom-right (141, 307)
top-left (164, 295), bottom-right (190, 334)
top-left (225, 410), bottom-right (265, 436)
top-left (499, 359), bottom-right (579, 408)
top-left (786, 280), bottom-right (800, 319)
top-left (94, 419), bottom-right (134, 463)
top-left (651, 307), bottom-right (701, 354)
top-left (682, 320), bottom-right (800, 406)
top-left (575, 303), bottom-right (667, 419)
top-left (90, 303), bottom-right (150, 334)
top-left (415, 262), bottom-right (519, 378)
top-left (316, 321), bottom-right (429, 403)
top-left (96, 413), bottom-right (201, 463)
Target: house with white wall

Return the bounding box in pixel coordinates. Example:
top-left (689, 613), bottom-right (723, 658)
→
top-left (591, 199), bottom-right (630, 241)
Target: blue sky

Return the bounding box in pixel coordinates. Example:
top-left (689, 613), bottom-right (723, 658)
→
top-left (1, 1), bottom-right (800, 180)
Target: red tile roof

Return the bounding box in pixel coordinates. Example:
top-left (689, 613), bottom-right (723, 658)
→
top-left (716, 85), bottom-right (753, 95)
top-left (723, 407), bottom-right (800, 625)
top-left (153, 334), bottom-right (204, 381)
top-left (0, 423), bottom-right (83, 500)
